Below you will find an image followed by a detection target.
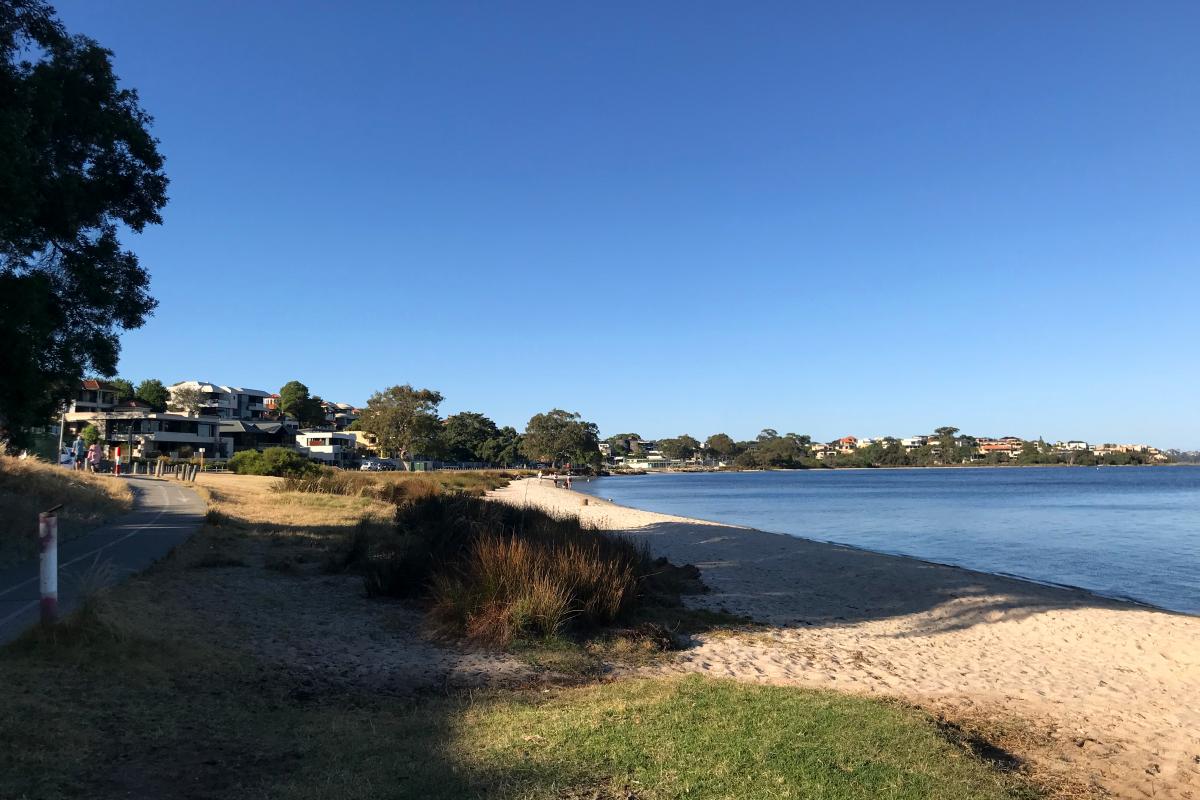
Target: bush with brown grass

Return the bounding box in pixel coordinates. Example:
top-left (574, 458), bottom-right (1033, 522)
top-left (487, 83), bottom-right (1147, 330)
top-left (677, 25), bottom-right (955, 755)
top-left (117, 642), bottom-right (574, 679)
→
top-left (329, 492), bottom-right (648, 646)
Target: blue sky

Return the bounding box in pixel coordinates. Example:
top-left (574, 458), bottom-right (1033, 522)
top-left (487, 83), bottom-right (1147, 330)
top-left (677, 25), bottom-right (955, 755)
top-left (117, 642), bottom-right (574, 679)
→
top-left (56, 1), bottom-right (1200, 447)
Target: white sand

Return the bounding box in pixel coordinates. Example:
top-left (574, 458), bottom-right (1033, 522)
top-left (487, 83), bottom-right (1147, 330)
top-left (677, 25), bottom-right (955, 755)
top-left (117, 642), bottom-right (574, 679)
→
top-left (491, 477), bottom-right (1200, 799)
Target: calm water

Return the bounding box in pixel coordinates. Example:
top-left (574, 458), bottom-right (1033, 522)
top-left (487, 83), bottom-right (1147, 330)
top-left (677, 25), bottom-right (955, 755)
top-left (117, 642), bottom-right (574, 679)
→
top-left (575, 466), bottom-right (1200, 615)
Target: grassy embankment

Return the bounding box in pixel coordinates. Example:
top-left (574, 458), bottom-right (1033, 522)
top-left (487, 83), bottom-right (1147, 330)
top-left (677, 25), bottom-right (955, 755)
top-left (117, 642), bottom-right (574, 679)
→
top-left (0, 470), bottom-right (1041, 799)
top-left (0, 455), bottom-right (133, 568)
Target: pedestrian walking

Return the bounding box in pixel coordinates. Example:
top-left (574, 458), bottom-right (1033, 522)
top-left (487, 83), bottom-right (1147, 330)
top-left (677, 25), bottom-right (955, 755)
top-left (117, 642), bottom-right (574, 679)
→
top-left (71, 435), bottom-right (86, 471)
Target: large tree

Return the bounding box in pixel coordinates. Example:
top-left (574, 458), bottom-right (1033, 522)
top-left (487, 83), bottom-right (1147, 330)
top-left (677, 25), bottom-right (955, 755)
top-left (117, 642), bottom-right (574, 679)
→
top-left (934, 425), bottom-right (960, 465)
top-left (703, 433), bottom-right (739, 459)
top-left (0, 0), bottom-right (168, 449)
top-left (520, 409), bottom-right (600, 468)
top-left (359, 385), bottom-right (443, 465)
top-left (135, 378), bottom-right (168, 411)
top-left (478, 425), bottom-right (523, 467)
top-left (659, 434), bottom-right (700, 460)
top-left (278, 380), bottom-right (325, 428)
top-left (442, 411), bottom-right (500, 463)
top-left (168, 386), bottom-right (203, 416)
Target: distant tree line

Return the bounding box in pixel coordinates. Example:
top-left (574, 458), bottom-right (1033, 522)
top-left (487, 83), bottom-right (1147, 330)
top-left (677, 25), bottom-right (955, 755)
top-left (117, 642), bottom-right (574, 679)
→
top-left (276, 380), bottom-right (600, 470)
top-left (614, 426), bottom-right (1173, 470)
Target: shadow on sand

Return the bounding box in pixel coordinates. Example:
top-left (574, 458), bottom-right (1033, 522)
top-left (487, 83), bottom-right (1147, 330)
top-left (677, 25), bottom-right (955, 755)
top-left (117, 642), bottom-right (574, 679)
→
top-left (623, 518), bottom-right (1164, 637)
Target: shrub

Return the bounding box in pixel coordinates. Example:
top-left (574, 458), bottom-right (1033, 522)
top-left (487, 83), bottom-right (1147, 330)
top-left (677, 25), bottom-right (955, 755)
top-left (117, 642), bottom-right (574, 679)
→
top-left (80, 424), bottom-right (100, 446)
top-left (228, 447), bottom-right (320, 477)
top-left (336, 492), bottom-right (647, 646)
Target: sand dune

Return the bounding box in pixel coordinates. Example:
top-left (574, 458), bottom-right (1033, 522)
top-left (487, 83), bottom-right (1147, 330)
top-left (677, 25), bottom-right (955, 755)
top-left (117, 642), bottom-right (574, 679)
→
top-left (491, 477), bottom-right (1200, 799)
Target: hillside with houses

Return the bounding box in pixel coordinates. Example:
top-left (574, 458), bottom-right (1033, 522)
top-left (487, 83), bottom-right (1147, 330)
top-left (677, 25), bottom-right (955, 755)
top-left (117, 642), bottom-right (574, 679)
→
top-left (604, 430), bottom-right (1171, 471)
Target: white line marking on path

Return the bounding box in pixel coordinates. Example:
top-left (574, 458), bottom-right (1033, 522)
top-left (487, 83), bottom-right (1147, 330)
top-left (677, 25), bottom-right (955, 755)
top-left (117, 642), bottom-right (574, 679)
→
top-left (0, 482), bottom-right (185, 629)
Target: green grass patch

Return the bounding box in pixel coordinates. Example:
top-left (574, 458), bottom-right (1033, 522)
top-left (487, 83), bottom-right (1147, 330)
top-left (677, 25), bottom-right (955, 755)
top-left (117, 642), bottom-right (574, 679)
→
top-left (0, 619), bottom-right (1040, 800)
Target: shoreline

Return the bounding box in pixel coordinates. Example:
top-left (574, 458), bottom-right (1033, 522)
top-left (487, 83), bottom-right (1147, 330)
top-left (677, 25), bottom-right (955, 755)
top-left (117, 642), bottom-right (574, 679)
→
top-left (606, 461), bottom-right (1195, 475)
top-left (490, 477), bottom-right (1200, 799)
top-left (529, 476), bottom-right (1170, 615)
top-left (579, 469), bottom-right (1195, 616)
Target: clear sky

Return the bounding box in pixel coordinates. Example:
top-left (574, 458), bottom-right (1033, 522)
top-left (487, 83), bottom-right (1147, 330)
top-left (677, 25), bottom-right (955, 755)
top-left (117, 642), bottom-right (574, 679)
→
top-left (55, 1), bottom-right (1200, 448)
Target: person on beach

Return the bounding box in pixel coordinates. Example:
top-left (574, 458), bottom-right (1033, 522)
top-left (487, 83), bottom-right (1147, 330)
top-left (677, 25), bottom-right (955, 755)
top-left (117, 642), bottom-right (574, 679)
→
top-left (566, 475), bottom-right (572, 490)
top-left (71, 435), bottom-right (86, 471)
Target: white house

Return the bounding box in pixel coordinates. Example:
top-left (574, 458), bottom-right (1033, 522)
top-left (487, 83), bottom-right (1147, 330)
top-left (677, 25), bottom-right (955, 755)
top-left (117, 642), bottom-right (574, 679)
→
top-left (294, 430), bottom-right (358, 467)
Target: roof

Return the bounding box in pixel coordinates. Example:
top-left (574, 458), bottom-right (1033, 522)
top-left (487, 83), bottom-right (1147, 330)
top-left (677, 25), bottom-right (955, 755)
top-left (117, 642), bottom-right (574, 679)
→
top-left (81, 379), bottom-right (119, 391)
top-left (169, 380), bottom-right (271, 397)
top-left (219, 421), bottom-right (287, 435)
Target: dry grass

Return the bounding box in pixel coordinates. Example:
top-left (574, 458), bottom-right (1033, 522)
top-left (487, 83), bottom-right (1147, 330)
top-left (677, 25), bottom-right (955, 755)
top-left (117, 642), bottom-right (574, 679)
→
top-left (0, 455), bottom-right (133, 567)
top-left (197, 473), bottom-right (395, 530)
top-left (278, 469), bottom-right (527, 502)
top-left (188, 472), bottom-right (398, 574)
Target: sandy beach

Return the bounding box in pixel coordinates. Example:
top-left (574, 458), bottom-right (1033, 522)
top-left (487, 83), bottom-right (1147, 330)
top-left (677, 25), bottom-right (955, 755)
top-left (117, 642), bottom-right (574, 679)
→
top-left (490, 477), bottom-right (1200, 799)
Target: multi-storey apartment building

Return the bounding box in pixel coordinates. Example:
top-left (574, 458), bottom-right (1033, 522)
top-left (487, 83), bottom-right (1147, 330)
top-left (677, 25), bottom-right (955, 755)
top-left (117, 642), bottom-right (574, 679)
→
top-left (166, 381), bottom-right (272, 420)
top-left (62, 382), bottom-right (222, 460)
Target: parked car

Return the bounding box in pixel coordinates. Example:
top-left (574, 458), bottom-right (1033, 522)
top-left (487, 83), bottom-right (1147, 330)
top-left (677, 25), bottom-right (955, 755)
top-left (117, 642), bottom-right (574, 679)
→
top-left (360, 458), bottom-right (398, 472)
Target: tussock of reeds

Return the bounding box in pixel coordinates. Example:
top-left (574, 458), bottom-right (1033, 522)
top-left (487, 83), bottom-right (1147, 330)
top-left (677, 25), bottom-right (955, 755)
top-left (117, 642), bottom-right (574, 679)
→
top-left (320, 488), bottom-right (648, 646)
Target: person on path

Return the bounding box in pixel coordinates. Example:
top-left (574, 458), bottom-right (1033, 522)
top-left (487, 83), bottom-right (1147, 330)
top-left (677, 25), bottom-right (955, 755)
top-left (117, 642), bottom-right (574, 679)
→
top-left (71, 435), bottom-right (87, 471)
top-left (86, 443), bottom-right (101, 472)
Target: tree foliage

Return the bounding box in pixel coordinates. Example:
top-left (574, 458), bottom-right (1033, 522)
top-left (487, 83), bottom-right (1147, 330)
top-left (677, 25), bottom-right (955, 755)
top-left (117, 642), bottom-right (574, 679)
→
top-left (703, 433), bottom-right (739, 459)
top-left (0, 0), bottom-right (168, 448)
top-left (109, 378), bottom-right (134, 403)
top-left (442, 411), bottom-right (500, 462)
top-left (79, 423), bottom-right (99, 445)
top-left (659, 434), bottom-right (700, 460)
top-left (521, 409), bottom-right (600, 467)
top-left (278, 380), bottom-right (325, 427)
top-left (359, 385), bottom-right (443, 463)
top-left (169, 386), bottom-right (203, 416)
top-left (478, 425), bottom-right (524, 466)
top-left (229, 447), bottom-right (320, 477)
top-left (135, 378), bottom-right (168, 411)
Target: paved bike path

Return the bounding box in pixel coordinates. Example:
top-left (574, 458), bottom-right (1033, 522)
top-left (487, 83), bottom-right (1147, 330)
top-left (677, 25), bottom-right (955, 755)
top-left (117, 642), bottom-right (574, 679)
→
top-left (0, 476), bottom-right (205, 645)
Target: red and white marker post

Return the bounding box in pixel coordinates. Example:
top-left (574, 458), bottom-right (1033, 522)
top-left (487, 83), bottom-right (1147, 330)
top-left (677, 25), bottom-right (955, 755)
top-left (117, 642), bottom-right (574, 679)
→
top-left (114, 445), bottom-right (121, 476)
top-left (38, 505), bottom-right (62, 624)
